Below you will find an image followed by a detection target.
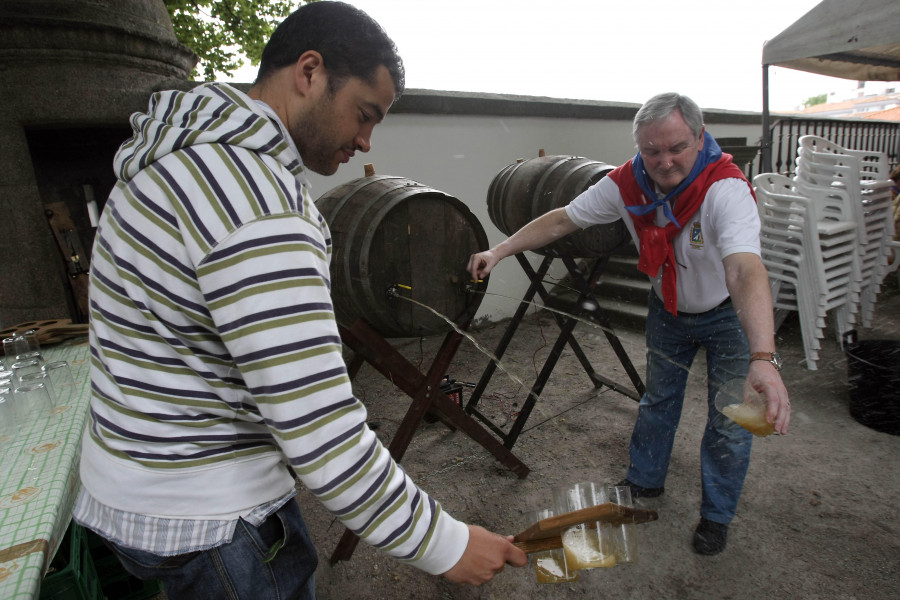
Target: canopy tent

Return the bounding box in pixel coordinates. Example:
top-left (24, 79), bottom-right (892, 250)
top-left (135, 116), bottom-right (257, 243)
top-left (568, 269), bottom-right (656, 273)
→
top-left (760, 0), bottom-right (900, 171)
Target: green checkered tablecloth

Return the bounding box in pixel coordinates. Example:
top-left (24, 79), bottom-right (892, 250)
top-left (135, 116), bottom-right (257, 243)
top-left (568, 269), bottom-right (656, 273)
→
top-left (0, 337), bottom-right (91, 599)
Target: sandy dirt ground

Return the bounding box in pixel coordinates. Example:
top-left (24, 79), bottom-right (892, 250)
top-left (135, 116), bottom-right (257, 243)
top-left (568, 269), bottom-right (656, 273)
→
top-left (156, 276), bottom-right (900, 599)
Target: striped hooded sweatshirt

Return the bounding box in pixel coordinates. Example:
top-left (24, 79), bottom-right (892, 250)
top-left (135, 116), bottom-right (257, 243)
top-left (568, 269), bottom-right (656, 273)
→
top-left (79, 83), bottom-right (468, 574)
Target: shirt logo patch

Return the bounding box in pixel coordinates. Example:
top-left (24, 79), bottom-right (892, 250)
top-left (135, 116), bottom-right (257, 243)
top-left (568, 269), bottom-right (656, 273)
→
top-left (690, 221), bottom-right (703, 248)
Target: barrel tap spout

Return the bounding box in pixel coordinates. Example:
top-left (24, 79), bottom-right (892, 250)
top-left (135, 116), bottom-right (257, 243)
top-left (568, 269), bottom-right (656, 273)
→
top-left (465, 279), bottom-right (484, 293)
top-left (386, 284), bottom-right (411, 299)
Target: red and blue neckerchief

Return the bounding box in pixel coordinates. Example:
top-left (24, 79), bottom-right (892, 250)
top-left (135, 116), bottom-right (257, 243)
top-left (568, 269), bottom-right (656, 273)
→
top-left (608, 132), bottom-right (755, 315)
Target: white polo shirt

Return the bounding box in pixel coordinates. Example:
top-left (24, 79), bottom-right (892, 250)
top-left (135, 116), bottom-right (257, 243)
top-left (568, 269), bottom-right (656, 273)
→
top-left (565, 175), bottom-right (760, 314)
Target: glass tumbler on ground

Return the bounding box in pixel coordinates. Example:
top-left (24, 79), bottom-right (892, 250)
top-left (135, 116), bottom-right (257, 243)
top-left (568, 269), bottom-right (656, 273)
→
top-left (612, 485), bottom-right (639, 564)
top-left (526, 508), bottom-right (578, 584)
top-left (553, 482), bottom-right (617, 570)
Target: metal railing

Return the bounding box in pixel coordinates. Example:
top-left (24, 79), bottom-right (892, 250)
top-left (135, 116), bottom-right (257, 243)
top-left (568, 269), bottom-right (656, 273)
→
top-left (765, 118), bottom-right (900, 176)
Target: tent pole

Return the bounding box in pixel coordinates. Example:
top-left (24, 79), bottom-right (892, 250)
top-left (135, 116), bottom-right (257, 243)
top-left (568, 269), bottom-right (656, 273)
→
top-left (761, 63), bottom-right (771, 174)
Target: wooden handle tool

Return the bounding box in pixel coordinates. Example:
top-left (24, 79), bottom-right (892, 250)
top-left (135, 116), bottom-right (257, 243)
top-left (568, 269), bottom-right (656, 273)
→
top-left (512, 503), bottom-right (658, 554)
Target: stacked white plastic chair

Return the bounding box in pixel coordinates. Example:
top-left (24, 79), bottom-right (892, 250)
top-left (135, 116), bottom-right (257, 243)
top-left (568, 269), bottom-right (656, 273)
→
top-left (793, 135), bottom-right (895, 327)
top-left (754, 173), bottom-right (861, 370)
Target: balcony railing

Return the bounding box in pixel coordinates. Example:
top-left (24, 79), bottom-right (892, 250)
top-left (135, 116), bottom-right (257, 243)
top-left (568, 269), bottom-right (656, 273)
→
top-left (766, 117), bottom-right (900, 176)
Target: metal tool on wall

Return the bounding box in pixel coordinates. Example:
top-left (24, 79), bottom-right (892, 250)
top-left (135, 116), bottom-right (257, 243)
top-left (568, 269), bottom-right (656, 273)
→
top-left (44, 202), bottom-right (90, 322)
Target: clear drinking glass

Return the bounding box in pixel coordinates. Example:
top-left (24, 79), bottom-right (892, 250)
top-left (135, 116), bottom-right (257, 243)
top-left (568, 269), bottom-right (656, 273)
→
top-left (11, 359), bottom-right (43, 387)
top-left (0, 387), bottom-right (15, 440)
top-left (14, 351), bottom-right (44, 365)
top-left (12, 381), bottom-right (53, 421)
top-left (19, 371), bottom-right (56, 407)
top-left (2, 337), bottom-right (17, 368)
top-left (612, 485), bottom-right (639, 564)
top-left (715, 378), bottom-right (775, 437)
top-left (526, 507), bottom-right (578, 584)
top-left (552, 482), bottom-right (617, 570)
top-left (42, 361), bottom-right (75, 406)
top-left (20, 329), bottom-right (40, 352)
top-left (11, 332), bottom-right (37, 357)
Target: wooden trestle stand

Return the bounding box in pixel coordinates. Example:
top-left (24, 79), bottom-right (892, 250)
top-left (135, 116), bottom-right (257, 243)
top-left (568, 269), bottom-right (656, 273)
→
top-left (464, 252), bottom-right (646, 449)
top-left (328, 317), bottom-right (530, 565)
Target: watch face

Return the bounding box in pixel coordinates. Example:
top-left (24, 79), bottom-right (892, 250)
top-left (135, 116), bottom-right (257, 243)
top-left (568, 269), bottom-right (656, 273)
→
top-left (772, 352), bottom-right (783, 370)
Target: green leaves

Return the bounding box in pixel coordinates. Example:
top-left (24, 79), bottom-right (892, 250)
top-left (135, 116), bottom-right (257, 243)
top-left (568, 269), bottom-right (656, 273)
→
top-left (802, 93), bottom-right (828, 109)
top-left (165, 0), bottom-right (305, 81)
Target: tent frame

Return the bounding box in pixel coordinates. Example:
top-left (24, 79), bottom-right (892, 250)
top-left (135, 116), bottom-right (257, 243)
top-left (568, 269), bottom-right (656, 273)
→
top-left (760, 0), bottom-right (900, 173)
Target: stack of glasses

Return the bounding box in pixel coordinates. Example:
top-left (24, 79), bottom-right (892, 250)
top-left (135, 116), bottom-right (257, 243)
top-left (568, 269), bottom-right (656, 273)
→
top-left (1, 331), bottom-right (77, 442)
top-left (529, 482), bottom-right (639, 584)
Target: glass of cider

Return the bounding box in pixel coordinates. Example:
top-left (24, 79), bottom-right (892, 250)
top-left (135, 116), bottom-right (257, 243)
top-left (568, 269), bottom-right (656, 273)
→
top-left (552, 482), bottom-right (617, 570)
top-left (527, 508), bottom-right (578, 584)
top-left (715, 378), bottom-right (775, 437)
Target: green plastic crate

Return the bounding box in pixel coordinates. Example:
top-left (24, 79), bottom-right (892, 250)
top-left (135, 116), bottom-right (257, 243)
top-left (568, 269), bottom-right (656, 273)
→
top-left (40, 524), bottom-right (105, 600)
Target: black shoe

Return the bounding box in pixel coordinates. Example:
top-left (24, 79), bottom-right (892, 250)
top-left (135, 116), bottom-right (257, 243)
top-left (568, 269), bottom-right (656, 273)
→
top-left (692, 518), bottom-right (728, 555)
top-left (616, 478), bottom-right (665, 499)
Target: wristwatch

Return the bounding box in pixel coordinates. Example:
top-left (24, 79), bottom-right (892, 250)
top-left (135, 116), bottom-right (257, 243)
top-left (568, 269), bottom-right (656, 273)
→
top-left (750, 351), bottom-right (783, 372)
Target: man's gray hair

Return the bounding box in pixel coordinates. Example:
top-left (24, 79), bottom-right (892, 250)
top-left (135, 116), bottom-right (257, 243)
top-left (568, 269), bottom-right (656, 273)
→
top-left (632, 93), bottom-right (704, 142)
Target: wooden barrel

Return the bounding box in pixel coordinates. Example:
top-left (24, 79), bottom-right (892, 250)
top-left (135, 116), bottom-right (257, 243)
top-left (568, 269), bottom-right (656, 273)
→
top-left (487, 155), bottom-right (629, 257)
top-left (316, 174), bottom-right (487, 338)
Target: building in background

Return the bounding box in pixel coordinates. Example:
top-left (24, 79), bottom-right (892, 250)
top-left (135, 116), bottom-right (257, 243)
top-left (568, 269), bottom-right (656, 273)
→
top-left (799, 81), bottom-right (900, 119)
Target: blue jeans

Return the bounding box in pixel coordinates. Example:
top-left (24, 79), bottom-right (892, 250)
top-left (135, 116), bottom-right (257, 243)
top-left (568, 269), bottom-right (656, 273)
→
top-left (103, 499), bottom-right (317, 600)
top-left (626, 292), bottom-right (753, 524)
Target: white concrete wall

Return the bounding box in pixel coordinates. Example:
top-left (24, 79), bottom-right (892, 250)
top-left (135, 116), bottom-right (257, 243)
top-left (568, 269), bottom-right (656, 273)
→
top-left (305, 101), bottom-right (763, 323)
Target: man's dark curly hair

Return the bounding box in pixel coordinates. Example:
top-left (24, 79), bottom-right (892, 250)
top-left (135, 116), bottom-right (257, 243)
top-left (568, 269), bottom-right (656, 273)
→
top-left (256, 1), bottom-right (405, 98)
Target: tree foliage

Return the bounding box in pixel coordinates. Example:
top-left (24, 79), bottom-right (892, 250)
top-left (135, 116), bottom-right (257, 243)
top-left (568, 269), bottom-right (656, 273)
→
top-left (164, 0), bottom-right (309, 81)
top-left (802, 93), bottom-right (828, 109)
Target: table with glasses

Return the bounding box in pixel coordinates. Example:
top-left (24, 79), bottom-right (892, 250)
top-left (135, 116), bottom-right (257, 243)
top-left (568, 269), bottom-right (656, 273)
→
top-left (0, 336), bottom-right (91, 599)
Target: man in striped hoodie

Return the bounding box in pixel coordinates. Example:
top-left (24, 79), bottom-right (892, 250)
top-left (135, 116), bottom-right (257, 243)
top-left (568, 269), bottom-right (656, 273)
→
top-left (73, 3), bottom-right (525, 598)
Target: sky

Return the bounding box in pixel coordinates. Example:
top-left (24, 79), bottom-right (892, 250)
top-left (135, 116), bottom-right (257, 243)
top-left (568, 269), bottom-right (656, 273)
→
top-left (223, 0), bottom-right (887, 113)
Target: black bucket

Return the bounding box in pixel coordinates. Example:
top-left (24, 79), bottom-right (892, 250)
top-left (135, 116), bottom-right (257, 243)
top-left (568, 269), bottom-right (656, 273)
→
top-left (843, 330), bottom-right (900, 436)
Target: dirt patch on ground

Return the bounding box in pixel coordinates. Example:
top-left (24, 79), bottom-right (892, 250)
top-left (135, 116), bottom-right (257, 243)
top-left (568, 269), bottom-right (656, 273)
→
top-left (306, 275), bottom-right (900, 600)
top-left (158, 278), bottom-right (900, 599)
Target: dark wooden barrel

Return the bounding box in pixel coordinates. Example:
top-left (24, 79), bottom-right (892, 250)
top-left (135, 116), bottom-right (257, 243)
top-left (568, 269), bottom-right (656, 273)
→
top-left (316, 174), bottom-right (488, 338)
top-left (487, 155), bottom-right (629, 257)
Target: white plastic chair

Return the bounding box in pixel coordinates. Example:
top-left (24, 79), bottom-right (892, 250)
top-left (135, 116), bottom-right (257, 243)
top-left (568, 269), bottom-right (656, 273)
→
top-left (794, 137), bottom-right (895, 327)
top-left (754, 173), bottom-right (861, 370)
top-left (757, 202), bottom-right (823, 368)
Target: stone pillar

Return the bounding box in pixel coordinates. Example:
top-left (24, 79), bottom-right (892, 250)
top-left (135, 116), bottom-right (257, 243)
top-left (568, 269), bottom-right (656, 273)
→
top-left (0, 0), bottom-right (196, 328)
top-left (0, 122), bottom-right (69, 326)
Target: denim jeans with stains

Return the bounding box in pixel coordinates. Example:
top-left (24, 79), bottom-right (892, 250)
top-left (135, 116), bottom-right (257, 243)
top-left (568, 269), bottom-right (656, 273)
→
top-left (104, 499), bottom-right (317, 600)
top-left (625, 291), bottom-right (754, 524)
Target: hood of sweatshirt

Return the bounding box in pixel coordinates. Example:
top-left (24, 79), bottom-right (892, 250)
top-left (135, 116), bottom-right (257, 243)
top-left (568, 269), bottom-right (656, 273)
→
top-left (113, 83), bottom-right (305, 185)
